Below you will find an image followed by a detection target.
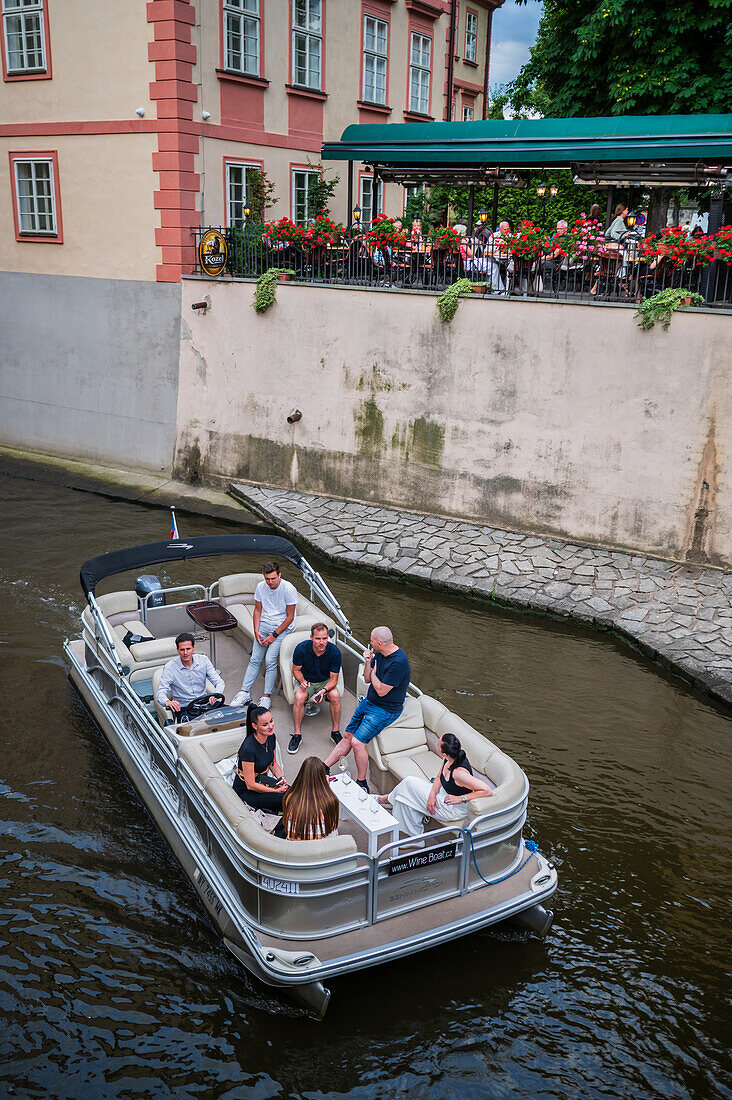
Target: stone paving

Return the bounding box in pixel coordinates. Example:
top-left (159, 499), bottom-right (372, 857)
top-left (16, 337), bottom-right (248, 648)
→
top-left (230, 483), bottom-right (732, 707)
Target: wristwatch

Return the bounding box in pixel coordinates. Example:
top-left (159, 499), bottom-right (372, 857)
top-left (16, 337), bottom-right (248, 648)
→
top-left (462, 795), bottom-right (467, 803)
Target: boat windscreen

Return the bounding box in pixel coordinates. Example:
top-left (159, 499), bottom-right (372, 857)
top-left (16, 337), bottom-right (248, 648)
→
top-left (80, 534), bottom-right (304, 597)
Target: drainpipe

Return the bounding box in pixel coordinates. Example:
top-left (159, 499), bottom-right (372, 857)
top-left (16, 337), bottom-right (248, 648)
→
top-left (481, 5), bottom-right (495, 119)
top-left (445, 0), bottom-right (457, 122)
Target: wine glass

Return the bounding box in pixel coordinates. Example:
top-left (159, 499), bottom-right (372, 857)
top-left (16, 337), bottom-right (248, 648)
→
top-left (369, 795), bottom-right (379, 816)
top-left (358, 783), bottom-right (368, 804)
top-left (339, 758), bottom-right (351, 785)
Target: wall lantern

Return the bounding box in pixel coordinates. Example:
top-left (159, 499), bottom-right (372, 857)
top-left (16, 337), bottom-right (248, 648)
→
top-left (353, 204), bottom-right (362, 225)
top-left (626, 212), bottom-right (637, 228)
top-left (478, 208), bottom-right (488, 223)
top-left (549, 184), bottom-right (558, 198)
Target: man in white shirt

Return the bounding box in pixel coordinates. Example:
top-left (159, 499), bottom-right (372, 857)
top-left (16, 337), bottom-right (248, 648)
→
top-left (231, 560), bottom-right (297, 709)
top-left (156, 632), bottom-right (225, 721)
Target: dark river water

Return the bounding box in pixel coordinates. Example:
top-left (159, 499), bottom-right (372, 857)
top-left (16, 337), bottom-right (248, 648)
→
top-left (2, 474), bottom-right (731, 1100)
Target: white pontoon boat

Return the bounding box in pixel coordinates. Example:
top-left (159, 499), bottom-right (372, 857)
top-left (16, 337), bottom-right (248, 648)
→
top-left (64, 534), bottom-right (557, 1017)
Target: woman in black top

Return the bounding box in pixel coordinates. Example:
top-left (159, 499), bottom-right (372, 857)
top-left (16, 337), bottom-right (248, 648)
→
top-left (233, 704), bottom-right (288, 812)
top-left (378, 732), bottom-right (492, 837)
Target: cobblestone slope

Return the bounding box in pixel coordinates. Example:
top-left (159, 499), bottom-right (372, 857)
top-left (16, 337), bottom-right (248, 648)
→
top-left (230, 483), bottom-right (732, 707)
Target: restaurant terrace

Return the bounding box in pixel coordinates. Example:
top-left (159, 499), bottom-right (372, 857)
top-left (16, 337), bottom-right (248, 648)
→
top-left (194, 115), bottom-right (732, 308)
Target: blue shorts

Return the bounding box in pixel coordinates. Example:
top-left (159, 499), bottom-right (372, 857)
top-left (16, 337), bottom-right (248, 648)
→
top-left (346, 697), bottom-right (401, 744)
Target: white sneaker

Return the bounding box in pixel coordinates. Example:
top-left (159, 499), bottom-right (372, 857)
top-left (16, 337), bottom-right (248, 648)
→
top-left (257, 695), bottom-right (271, 709)
top-left (231, 690), bottom-right (251, 708)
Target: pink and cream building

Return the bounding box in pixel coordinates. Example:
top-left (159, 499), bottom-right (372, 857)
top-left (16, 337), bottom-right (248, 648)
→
top-left (1, 0), bottom-right (501, 284)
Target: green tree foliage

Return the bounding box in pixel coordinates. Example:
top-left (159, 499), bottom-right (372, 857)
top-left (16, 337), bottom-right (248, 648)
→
top-left (246, 167), bottom-right (277, 223)
top-left (509, 0), bottom-right (732, 117)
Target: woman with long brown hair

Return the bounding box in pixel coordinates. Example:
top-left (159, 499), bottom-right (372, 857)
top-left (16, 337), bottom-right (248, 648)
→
top-left (282, 757), bottom-right (339, 841)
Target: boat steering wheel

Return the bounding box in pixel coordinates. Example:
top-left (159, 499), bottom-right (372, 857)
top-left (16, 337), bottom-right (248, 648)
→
top-left (186, 693), bottom-right (226, 718)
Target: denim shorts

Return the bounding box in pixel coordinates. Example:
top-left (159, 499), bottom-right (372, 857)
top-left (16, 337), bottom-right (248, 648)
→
top-left (346, 697), bottom-right (400, 744)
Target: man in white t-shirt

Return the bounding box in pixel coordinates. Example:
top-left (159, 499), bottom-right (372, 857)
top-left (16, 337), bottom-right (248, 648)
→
top-left (231, 560), bottom-right (298, 708)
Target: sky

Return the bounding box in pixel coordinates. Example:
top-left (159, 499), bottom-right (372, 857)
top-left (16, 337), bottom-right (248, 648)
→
top-left (489, 0), bottom-right (543, 88)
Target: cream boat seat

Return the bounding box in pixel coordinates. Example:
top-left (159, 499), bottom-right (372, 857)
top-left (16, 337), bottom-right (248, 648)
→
top-left (82, 591), bottom-right (179, 673)
top-left (216, 573), bottom-right (339, 646)
top-left (277, 630), bottom-right (346, 706)
top-left (177, 730), bottom-right (358, 874)
top-left (356, 664), bottom-right (526, 821)
top-left (152, 664), bottom-right (220, 727)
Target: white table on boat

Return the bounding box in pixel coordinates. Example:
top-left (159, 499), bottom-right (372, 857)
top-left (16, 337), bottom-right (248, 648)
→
top-left (331, 776), bottom-right (399, 858)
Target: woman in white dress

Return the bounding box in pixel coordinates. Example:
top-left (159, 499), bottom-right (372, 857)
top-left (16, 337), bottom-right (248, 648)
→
top-left (378, 733), bottom-right (492, 837)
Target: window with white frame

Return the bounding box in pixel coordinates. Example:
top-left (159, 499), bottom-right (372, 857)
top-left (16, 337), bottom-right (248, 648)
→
top-left (465, 10), bottom-right (477, 63)
top-left (363, 15), bottom-right (387, 105)
top-left (404, 184), bottom-right (424, 217)
top-left (408, 32), bottom-right (430, 115)
top-left (292, 168), bottom-right (320, 225)
top-left (462, 103), bottom-right (474, 122)
top-left (292, 0), bottom-right (322, 90)
top-left (223, 0), bottom-right (259, 76)
top-left (14, 157), bottom-right (56, 234)
top-left (3, 0), bottom-right (46, 74)
top-left (359, 176), bottom-right (383, 230)
top-left (226, 162), bottom-right (258, 227)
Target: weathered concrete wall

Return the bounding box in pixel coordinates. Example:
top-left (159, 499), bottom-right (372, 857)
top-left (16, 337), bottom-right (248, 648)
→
top-left (176, 279), bottom-right (732, 566)
top-left (0, 272), bottom-right (181, 471)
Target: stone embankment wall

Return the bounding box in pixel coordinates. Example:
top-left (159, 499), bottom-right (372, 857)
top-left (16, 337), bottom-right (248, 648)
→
top-left (0, 272), bottom-right (182, 472)
top-left (177, 279), bottom-right (732, 568)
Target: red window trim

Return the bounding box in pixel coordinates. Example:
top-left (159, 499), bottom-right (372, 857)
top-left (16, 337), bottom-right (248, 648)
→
top-left (2, 0), bottom-right (52, 82)
top-left (360, 2), bottom-right (392, 111)
top-left (216, 68), bottom-right (270, 89)
top-left (285, 82), bottom-right (327, 101)
top-left (404, 0), bottom-right (442, 19)
top-left (288, 0), bottom-right (326, 95)
top-left (218, 0), bottom-right (265, 82)
top-left (222, 154), bottom-right (264, 228)
top-left (289, 160), bottom-right (322, 224)
top-left (8, 148), bottom-right (63, 243)
top-left (405, 23), bottom-right (433, 118)
top-left (357, 169), bottom-right (384, 225)
top-left (357, 99), bottom-right (391, 116)
top-left (464, 5), bottom-right (479, 64)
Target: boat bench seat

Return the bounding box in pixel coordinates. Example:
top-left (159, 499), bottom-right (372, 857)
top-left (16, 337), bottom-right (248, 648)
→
top-left (277, 630), bottom-right (345, 706)
top-left (216, 572), bottom-right (339, 657)
top-left (153, 664), bottom-right (221, 726)
top-left (82, 591), bottom-right (179, 674)
top-left (357, 665), bottom-right (526, 819)
top-left (177, 731), bottom-right (358, 873)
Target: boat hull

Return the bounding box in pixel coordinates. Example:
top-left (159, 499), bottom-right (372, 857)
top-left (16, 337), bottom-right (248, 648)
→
top-left (66, 644), bottom-right (557, 1017)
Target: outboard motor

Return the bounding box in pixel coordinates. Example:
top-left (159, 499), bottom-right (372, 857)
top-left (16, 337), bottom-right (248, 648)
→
top-left (135, 574), bottom-right (165, 608)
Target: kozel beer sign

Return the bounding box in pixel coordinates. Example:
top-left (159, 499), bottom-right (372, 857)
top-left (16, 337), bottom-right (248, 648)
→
top-left (198, 229), bottom-right (228, 277)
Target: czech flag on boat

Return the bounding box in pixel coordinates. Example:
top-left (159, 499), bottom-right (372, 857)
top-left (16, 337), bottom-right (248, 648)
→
top-left (170, 507), bottom-right (179, 541)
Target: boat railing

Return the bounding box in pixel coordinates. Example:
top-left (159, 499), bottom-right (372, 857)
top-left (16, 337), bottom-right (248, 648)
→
top-left (299, 556), bottom-right (351, 633)
top-left (142, 584), bottom-right (208, 630)
top-left (177, 750), bottom-right (529, 939)
top-left (335, 629), bottom-right (423, 699)
top-left (84, 594), bottom-right (126, 675)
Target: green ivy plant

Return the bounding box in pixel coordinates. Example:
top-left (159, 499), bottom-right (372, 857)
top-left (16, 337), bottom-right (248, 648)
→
top-left (634, 287), bottom-right (705, 331)
top-left (253, 268), bottom-right (292, 314)
top-left (436, 279), bottom-right (475, 323)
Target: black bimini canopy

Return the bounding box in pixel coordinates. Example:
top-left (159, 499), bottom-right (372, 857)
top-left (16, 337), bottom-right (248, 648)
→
top-left (80, 535), bottom-right (304, 598)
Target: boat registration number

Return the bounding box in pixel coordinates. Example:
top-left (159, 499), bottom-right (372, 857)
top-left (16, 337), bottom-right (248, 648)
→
top-left (389, 842), bottom-right (457, 876)
top-left (194, 868), bottom-right (223, 916)
top-left (261, 876), bottom-right (301, 895)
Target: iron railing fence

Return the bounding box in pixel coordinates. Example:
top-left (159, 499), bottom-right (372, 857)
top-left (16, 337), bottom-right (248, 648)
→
top-left (192, 227), bottom-right (732, 309)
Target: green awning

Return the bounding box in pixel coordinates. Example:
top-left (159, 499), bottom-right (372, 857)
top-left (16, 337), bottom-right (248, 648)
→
top-left (321, 114), bottom-right (732, 169)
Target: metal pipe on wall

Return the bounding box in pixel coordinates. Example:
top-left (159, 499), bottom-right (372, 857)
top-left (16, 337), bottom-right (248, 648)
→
top-left (445, 0), bottom-right (458, 121)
